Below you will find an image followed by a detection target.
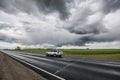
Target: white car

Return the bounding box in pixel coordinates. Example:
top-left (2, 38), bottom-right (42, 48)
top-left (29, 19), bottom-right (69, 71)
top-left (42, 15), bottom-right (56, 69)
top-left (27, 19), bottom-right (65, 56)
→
top-left (46, 49), bottom-right (63, 57)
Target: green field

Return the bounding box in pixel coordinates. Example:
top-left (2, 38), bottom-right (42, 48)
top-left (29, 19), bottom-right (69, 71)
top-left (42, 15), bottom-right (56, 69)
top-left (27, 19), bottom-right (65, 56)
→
top-left (13, 49), bottom-right (120, 60)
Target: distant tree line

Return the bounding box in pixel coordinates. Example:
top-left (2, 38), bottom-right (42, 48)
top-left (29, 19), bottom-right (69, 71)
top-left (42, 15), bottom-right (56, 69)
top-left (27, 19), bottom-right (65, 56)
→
top-left (15, 46), bottom-right (21, 50)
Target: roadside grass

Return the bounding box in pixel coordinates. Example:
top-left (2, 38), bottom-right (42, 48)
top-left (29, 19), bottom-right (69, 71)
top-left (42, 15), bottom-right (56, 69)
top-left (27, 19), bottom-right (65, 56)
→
top-left (12, 49), bottom-right (120, 60)
top-left (13, 49), bottom-right (48, 54)
top-left (63, 49), bottom-right (120, 60)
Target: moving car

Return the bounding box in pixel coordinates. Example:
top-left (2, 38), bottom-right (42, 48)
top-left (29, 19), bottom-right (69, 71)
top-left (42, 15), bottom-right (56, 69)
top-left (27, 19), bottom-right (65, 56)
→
top-left (46, 49), bottom-right (63, 57)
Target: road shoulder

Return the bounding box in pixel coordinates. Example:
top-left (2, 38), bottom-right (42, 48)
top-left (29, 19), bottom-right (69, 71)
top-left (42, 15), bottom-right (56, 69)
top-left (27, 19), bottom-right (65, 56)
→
top-left (0, 52), bottom-right (47, 80)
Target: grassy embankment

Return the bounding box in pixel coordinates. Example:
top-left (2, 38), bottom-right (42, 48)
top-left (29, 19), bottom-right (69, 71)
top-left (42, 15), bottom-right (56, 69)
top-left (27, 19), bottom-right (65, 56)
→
top-left (13, 49), bottom-right (120, 60)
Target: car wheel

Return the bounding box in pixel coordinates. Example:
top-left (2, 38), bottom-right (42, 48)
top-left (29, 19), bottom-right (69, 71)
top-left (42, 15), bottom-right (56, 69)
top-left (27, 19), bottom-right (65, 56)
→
top-left (46, 54), bottom-right (49, 56)
top-left (57, 55), bottom-right (62, 58)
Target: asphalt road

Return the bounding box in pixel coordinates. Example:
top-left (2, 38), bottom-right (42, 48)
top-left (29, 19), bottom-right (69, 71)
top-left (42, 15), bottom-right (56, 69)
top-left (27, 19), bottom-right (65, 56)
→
top-left (1, 51), bottom-right (120, 80)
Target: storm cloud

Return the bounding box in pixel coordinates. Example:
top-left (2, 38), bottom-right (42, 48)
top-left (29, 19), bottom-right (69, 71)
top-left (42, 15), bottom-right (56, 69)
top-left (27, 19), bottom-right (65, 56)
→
top-left (62, 0), bottom-right (120, 46)
top-left (35, 0), bottom-right (72, 20)
top-left (0, 0), bottom-right (120, 49)
top-left (102, 0), bottom-right (120, 13)
top-left (0, 0), bottom-right (71, 20)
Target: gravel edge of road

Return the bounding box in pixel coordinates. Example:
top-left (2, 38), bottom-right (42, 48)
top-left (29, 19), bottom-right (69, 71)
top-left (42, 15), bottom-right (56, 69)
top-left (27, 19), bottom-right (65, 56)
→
top-left (0, 52), bottom-right (47, 80)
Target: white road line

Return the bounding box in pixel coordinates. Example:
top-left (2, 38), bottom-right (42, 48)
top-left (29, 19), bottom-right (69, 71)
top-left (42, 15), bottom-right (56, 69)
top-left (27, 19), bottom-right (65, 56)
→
top-left (11, 55), bottom-right (66, 80)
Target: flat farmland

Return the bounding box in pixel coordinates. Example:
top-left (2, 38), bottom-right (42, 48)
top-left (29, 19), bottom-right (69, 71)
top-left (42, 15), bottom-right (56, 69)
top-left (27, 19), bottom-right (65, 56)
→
top-left (13, 49), bottom-right (120, 60)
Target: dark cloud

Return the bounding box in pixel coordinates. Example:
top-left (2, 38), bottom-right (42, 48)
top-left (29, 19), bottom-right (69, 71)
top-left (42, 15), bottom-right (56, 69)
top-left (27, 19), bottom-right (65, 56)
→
top-left (0, 0), bottom-right (71, 20)
top-left (35, 0), bottom-right (71, 20)
top-left (103, 0), bottom-right (120, 13)
top-left (0, 23), bottom-right (13, 29)
top-left (56, 35), bottom-right (96, 47)
top-left (0, 30), bottom-right (30, 45)
top-left (0, 0), bottom-right (17, 13)
top-left (67, 26), bottom-right (120, 47)
top-left (0, 23), bottom-right (19, 43)
top-left (61, 0), bottom-right (120, 46)
top-left (0, 0), bottom-right (5, 8)
top-left (0, 32), bottom-right (18, 43)
top-left (64, 22), bottom-right (118, 46)
top-left (67, 22), bottom-right (107, 35)
top-left (64, 5), bottom-right (107, 36)
top-left (0, 23), bottom-right (28, 44)
top-left (0, 0), bottom-right (120, 48)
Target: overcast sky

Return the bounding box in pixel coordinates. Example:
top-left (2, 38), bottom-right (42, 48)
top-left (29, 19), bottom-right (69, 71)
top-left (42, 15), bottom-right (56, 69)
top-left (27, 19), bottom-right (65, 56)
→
top-left (0, 0), bottom-right (120, 49)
